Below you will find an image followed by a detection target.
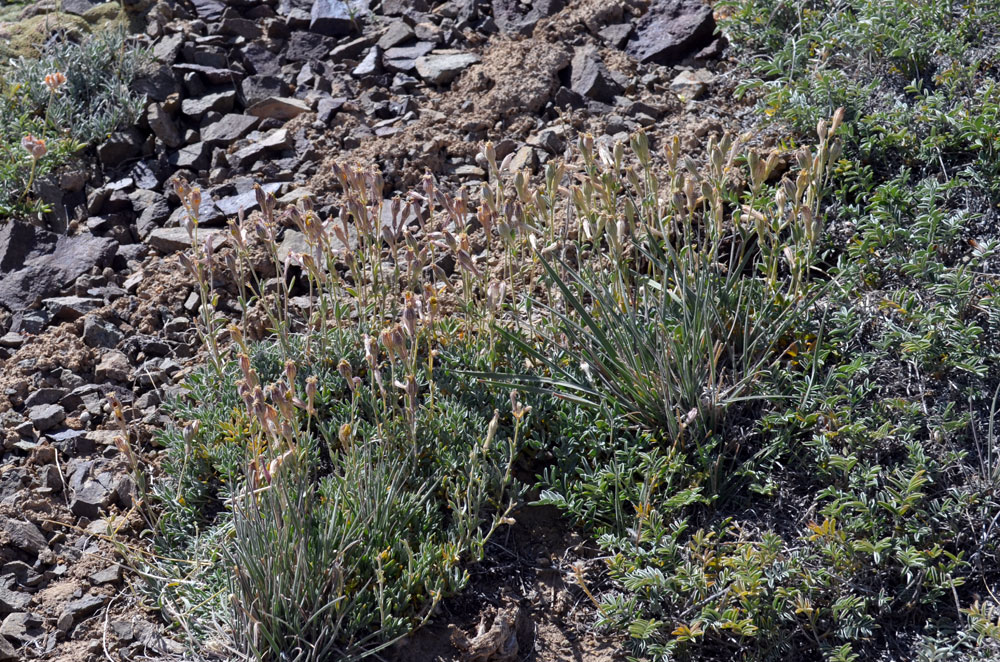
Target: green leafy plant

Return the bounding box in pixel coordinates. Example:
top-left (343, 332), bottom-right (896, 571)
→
top-left (0, 25), bottom-right (148, 218)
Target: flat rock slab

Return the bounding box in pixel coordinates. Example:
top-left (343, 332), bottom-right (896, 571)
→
top-left (0, 332), bottom-right (23, 348)
top-left (384, 41), bottom-right (435, 71)
top-left (95, 350), bottom-right (130, 382)
top-left (626, 0), bottom-right (715, 65)
top-left (263, 128), bottom-right (293, 149)
top-left (0, 517), bottom-right (48, 555)
top-left (168, 142), bottom-right (212, 171)
top-left (215, 182), bottom-right (282, 216)
top-left (42, 296), bottom-right (103, 320)
top-left (148, 228), bottom-right (227, 253)
top-left (284, 31), bottom-right (335, 62)
top-left (153, 32), bottom-right (184, 62)
top-left (0, 579), bottom-right (30, 614)
top-left (181, 91), bottom-right (237, 119)
top-left (570, 47), bottom-right (623, 101)
top-left (670, 68), bottom-right (715, 99)
top-left (167, 196), bottom-right (222, 227)
top-left (0, 221), bottom-right (57, 272)
top-left (279, 226), bottom-right (357, 264)
top-left (246, 97), bottom-right (312, 121)
top-left (29, 403), bottom-right (66, 432)
top-left (352, 46), bottom-right (382, 77)
top-left (378, 21), bottom-right (415, 50)
top-left (0, 612), bottom-right (42, 643)
top-left (147, 103), bottom-right (183, 148)
top-left (190, 0), bottom-right (225, 21)
top-left (0, 233), bottom-right (117, 312)
top-left (24, 388), bottom-right (66, 408)
top-left (415, 50), bottom-right (480, 85)
top-left (62, 593), bottom-right (108, 622)
top-left (219, 17), bottom-right (262, 39)
top-left (310, 0), bottom-right (368, 36)
top-left (96, 129), bottom-right (143, 166)
top-left (172, 63), bottom-right (242, 85)
top-left (241, 75), bottom-right (291, 106)
top-left (201, 114), bottom-right (260, 144)
top-left (70, 479), bottom-right (113, 519)
top-left (83, 316), bottom-right (124, 349)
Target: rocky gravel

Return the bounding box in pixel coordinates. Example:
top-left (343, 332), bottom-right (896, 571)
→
top-left (0, 0), bottom-right (748, 659)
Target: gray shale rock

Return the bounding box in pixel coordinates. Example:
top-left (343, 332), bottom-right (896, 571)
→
top-left (284, 31), bottom-right (335, 62)
top-left (0, 221), bottom-right (56, 272)
top-left (147, 227), bottom-right (226, 253)
top-left (97, 129), bottom-right (143, 167)
top-left (42, 296), bottom-right (102, 320)
top-left (70, 476), bottom-right (115, 520)
top-left (181, 91), bottom-right (236, 120)
top-left (241, 75), bottom-right (291, 106)
top-left (246, 97), bottom-right (312, 121)
top-left (131, 190), bottom-right (171, 239)
top-left (83, 316), bottom-right (124, 349)
top-left (168, 142), bottom-right (212, 171)
top-left (172, 63), bottom-right (242, 85)
top-left (353, 46), bottom-right (382, 77)
top-left (0, 576), bottom-right (30, 615)
top-left (384, 41), bottom-right (435, 71)
top-left (190, 0), bottom-right (225, 21)
top-left (62, 593), bottom-right (108, 624)
top-left (24, 388), bottom-right (65, 408)
top-left (569, 46), bottom-right (624, 102)
top-left (28, 403), bottom-right (65, 432)
top-left (94, 350), bottom-right (130, 382)
top-left (0, 517), bottom-right (48, 555)
top-left (0, 612), bottom-right (41, 643)
top-left (215, 182), bottom-right (281, 216)
top-left (414, 50), bottom-right (480, 85)
top-left (626, 0), bottom-right (716, 65)
top-left (61, 0), bottom-right (102, 16)
top-left (0, 232), bottom-right (117, 312)
top-left (310, 0), bottom-right (368, 36)
top-left (377, 21), bottom-right (415, 50)
top-left (492, 0), bottom-right (565, 35)
top-left (201, 114), bottom-right (260, 144)
top-left (147, 103), bottom-right (183, 148)
top-left (152, 32), bottom-right (183, 63)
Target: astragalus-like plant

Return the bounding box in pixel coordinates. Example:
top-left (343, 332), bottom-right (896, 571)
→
top-left (0, 26), bottom-right (149, 217)
top-left (143, 327), bottom-right (526, 661)
top-left (140, 161), bottom-right (542, 660)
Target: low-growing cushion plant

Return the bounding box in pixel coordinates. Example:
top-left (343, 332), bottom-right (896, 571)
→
top-left (127, 179), bottom-right (579, 660)
top-left (140, 329), bottom-right (529, 660)
top-left (0, 24), bottom-right (148, 218)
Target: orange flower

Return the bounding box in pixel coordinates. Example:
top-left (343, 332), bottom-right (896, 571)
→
top-left (21, 134), bottom-right (47, 160)
top-left (43, 71), bottom-right (66, 93)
